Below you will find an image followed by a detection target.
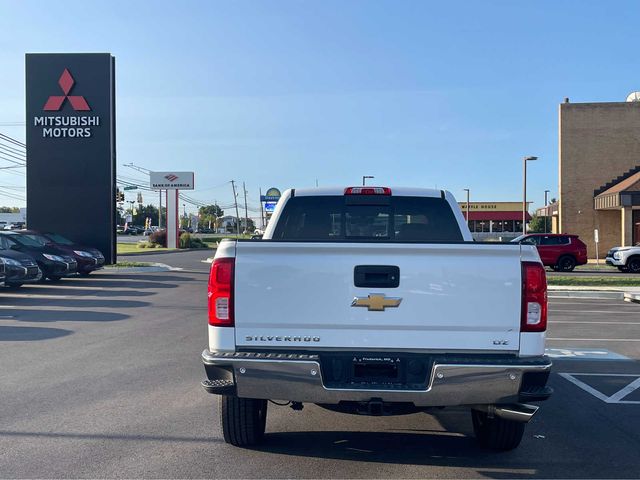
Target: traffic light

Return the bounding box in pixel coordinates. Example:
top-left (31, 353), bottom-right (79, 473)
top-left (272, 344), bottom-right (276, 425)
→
top-left (116, 188), bottom-right (125, 202)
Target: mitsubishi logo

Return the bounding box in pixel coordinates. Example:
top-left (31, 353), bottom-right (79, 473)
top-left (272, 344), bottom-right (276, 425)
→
top-left (43, 69), bottom-right (90, 111)
top-left (164, 174), bottom-right (179, 182)
top-left (351, 294), bottom-right (402, 311)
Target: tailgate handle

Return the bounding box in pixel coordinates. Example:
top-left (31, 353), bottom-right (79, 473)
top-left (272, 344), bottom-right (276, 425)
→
top-left (354, 265), bottom-right (400, 288)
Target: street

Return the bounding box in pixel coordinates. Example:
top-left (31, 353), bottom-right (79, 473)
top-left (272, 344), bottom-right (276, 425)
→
top-left (1, 250), bottom-right (639, 478)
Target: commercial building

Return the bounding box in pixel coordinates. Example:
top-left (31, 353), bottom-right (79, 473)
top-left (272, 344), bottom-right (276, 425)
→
top-left (458, 201), bottom-right (531, 240)
top-left (558, 100), bottom-right (640, 256)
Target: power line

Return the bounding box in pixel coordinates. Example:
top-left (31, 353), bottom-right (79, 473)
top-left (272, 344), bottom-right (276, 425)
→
top-left (0, 142), bottom-right (26, 157)
top-left (0, 151), bottom-right (26, 165)
top-left (0, 133), bottom-right (26, 148)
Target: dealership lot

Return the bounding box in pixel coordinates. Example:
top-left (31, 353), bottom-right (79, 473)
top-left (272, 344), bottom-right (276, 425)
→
top-left (0, 251), bottom-right (639, 478)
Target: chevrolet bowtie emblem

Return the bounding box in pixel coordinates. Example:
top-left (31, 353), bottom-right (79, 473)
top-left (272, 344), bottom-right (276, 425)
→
top-left (351, 294), bottom-right (402, 311)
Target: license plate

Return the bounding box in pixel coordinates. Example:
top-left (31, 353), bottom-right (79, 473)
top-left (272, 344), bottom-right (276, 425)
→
top-left (352, 356), bottom-right (401, 383)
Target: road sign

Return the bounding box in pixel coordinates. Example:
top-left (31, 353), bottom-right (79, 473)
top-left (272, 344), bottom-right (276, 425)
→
top-left (123, 185), bottom-right (137, 190)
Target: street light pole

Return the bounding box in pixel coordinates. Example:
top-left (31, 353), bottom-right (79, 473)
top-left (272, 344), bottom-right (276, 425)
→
top-left (463, 188), bottom-right (470, 224)
top-left (522, 156), bottom-right (538, 234)
top-left (544, 189), bottom-right (550, 234)
top-left (362, 175), bottom-right (374, 186)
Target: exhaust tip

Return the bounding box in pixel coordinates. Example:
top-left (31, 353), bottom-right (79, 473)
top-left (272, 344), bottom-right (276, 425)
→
top-left (494, 403), bottom-right (539, 423)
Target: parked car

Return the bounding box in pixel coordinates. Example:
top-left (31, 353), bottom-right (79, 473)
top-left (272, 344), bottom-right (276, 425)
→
top-left (606, 245), bottom-right (640, 273)
top-left (0, 236), bottom-right (42, 287)
top-left (511, 233), bottom-right (587, 272)
top-left (202, 186), bottom-right (552, 451)
top-left (21, 231), bottom-right (105, 276)
top-left (0, 231), bottom-right (77, 281)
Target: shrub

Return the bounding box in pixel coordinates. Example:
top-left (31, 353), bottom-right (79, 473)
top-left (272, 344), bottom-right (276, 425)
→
top-left (179, 232), bottom-right (191, 248)
top-left (138, 242), bottom-right (148, 249)
top-left (178, 232), bottom-right (208, 249)
top-left (149, 229), bottom-right (167, 247)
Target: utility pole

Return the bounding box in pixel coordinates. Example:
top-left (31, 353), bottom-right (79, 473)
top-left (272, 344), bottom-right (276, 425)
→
top-left (544, 190), bottom-right (550, 234)
top-left (243, 182), bottom-right (249, 234)
top-left (231, 180), bottom-right (240, 237)
top-left (259, 187), bottom-right (265, 230)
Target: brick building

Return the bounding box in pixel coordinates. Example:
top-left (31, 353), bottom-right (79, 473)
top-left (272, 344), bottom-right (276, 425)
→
top-left (558, 100), bottom-right (640, 257)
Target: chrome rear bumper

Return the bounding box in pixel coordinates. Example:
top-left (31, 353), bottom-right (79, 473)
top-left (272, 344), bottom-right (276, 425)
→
top-left (202, 350), bottom-right (552, 408)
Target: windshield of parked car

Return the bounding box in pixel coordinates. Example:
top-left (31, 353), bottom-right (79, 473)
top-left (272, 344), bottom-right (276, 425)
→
top-left (44, 233), bottom-right (74, 245)
top-left (23, 234), bottom-right (52, 246)
top-left (511, 235), bottom-right (526, 243)
top-left (273, 196), bottom-right (463, 242)
top-left (0, 236), bottom-right (12, 250)
top-left (8, 234), bottom-right (45, 247)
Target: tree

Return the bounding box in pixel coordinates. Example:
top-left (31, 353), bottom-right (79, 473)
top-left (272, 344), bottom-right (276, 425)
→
top-left (0, 207), bottom-right (20, 213)
top-left (199, 204), bottom-right (224, 229)
top-left (132, 205), bottom-right (167, 226)
top-left (528, 214), bottom-right (546, 233)
top-left (244, 218), bottom-right (255, 233)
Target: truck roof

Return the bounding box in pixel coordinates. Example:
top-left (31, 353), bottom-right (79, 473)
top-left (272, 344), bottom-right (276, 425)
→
top-left (293, 187), bottom-right (445, 197)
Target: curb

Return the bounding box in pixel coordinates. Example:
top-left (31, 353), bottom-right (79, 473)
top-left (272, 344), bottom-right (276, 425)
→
top-left (103, 262), bottom-right (181, 273)
top-left (548, 291), bottom-right (625, 300)
top-left (118, 247), bottom-right (213, 257)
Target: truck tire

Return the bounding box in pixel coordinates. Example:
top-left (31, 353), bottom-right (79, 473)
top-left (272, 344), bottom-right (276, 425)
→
top-left (628, 257), bottom-right (640, 274)
top-left (219, 395), bottom-right (267, 447)
top-left (471, 409), bottom-right (525, 451)
top-left (557, 255), bottom-right (576, 272)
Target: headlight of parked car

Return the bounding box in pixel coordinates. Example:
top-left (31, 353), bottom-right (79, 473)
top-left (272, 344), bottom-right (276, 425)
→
top-left (3, 258), bottom-right (23, 267)
top-left (613, 252), bottom-right (621, 259)
top-left (43, 254), bottom-right (64, 262)
top-left (73, 250), bottom-right (94, 257)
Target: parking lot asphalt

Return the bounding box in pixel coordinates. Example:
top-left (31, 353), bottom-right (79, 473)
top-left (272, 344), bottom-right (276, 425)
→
top-left (1, 250), bottom-right (639, 478)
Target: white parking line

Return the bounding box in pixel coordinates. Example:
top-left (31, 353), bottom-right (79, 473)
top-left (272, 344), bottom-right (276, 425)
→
top-left (548, 338), bottom-right (640, 342)
top-left (549, 310), bottom-right (639, 314)
top-left (559, 373), bottom-right (640, 404)
top-left (552, 321), bottom-right (640, 325)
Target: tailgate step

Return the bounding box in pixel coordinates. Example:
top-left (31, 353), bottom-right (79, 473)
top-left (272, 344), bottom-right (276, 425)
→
top-left (201, 379), bottom-right (236, 395)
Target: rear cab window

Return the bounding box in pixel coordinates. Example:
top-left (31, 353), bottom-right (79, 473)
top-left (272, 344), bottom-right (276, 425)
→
top-left (272, 195), bottom-right (463, 242)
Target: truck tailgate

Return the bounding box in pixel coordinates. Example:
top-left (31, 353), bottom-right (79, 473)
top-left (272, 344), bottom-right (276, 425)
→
top-left (234, 242), bottom-right (523, 352)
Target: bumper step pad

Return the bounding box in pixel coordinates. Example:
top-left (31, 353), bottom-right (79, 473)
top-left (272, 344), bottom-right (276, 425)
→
top-left (201, 379), bottom-right (236, 395)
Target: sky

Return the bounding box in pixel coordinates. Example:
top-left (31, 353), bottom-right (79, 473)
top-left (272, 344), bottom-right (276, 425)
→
top-left (1, 0), bottom-right (640, 217)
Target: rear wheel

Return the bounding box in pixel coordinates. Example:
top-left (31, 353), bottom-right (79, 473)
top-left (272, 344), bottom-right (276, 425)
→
top-left (219, 396), bottom-right (267, 447)
top-left (557, 255), bottom-right (576, 272)
top-left (471, 409), bottom-right (525, 451)
top-left (628, 257), bottom-right (640, 274)
top-left (618, 266), bottom-right (629, 272)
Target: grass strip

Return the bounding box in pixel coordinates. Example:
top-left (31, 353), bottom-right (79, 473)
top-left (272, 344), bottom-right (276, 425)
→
top-left (109, 261), bottom-right (155, 268)
top-left (548, 276), bottom-right (640, 287)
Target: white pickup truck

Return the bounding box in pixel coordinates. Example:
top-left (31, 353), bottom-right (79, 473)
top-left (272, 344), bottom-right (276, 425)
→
top-left (202, 186), bottom-right (552, 451)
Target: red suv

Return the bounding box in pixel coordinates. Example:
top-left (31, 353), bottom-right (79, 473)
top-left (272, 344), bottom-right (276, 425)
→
top-left (512, 234), bottom-right (588, 271)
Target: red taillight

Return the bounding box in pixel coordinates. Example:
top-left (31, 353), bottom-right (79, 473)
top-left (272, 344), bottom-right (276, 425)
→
top-left (344, 187), bottom-right (392, 195)
top-left (521, 262), bottom-right (547, 332)
top-left (208, 257), bottom-right (234, 327)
